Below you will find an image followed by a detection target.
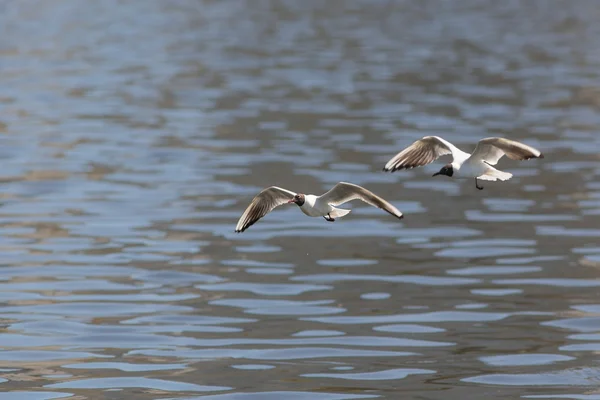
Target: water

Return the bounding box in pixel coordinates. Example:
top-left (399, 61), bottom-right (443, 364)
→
top-left (0, 0), bottom-right (599, 398)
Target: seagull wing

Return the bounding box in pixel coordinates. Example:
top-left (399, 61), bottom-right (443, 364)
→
top-left (235, 186), bottom-right (297, 232)
top-left (383, 136), bottom-right (468, 172)
top-left (319, 182), bottom-right (403, 220)
top-left (471, 137), bottom-right (544, 166)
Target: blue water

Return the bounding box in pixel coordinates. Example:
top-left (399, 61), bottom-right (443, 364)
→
top-left (0, 1), bottom-right (599, 399)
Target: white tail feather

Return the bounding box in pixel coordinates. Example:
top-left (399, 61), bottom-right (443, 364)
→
top-left (328, 208), bottom-right (351, 218)
top-left (478, 170), bottom-right (513, 181)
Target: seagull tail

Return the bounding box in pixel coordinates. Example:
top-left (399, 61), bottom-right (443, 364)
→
top-left (328, 208), bottom-right (351, 219)
top-left (478, 169), bottom-right (513, 181)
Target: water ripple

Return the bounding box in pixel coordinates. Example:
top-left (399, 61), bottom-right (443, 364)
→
top-left (45, 377), bottom-right (230, 392)
top-left (463, 368), bottom-right (600, 386)
top-left (174, 392), bottom-right (379, 400)
top-left (0, 393), bottom-right (73, 400)
top-left (211, 299), bottom-right (346, 316)
top-left (292, 274), bottom-right (479, 286)
top-left (303, 368), bottom-right (435, 381)
top-left (63, 362), bottom-right (187, 371)
top-left (196, 282), bottom-right (331, 296)
top-left (480, 354), bottom-right (575, 366)
top-left (447, 266), bottom-right (542, 275)
top-left (305, 311), bottom-right (510, 324)
top-left (129, 347), bottom-right (418, 360)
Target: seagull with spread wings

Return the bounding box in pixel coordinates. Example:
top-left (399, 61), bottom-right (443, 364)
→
top-left (235, 182), bottom-right (403, 233)
top-left (383, 136), bottom-right (544, 190)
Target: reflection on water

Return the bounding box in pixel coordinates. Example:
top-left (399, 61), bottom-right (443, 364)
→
top-left (0, 0), bottom-right (600, 398)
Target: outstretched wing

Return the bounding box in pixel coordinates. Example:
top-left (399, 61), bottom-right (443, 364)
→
top-left (471, 137), bottom-right (544, 166)
top-left (319, 182), bottom-right (403, 220)
top-left (383, 136), bottom-right (468, 172)
top-left (235, 186), bottom-right (296, 232)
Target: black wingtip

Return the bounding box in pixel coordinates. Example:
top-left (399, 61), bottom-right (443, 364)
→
top-left (538, 153), bottom-right (545, 159)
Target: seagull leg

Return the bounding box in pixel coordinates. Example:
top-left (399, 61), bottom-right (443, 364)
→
top-left (323, 214), bottom-right (335, 222)
top-left (475, 178), bottom-right (484, 190)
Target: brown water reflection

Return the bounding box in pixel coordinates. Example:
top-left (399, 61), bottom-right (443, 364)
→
top-left (1, 1), bottom-right (600, 399)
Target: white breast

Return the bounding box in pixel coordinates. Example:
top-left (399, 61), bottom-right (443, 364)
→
top-left (300, 194), bottom-right (330, 217)
top-left (460, 158), bottom-right (489, 178)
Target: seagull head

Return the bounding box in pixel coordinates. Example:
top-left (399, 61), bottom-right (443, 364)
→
top-left (288, 193), bottom-right (305, 206)
top-left (433, 163), bottom-right (454, 177)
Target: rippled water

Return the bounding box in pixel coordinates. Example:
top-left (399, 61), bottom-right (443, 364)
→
top-left (1, 1), bottom-right (600, 399)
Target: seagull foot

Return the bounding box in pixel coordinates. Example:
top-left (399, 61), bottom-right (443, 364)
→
top-left (324, 214), bottom-right (335, 222)
top-left (475, 178), bottom-right (484, 190)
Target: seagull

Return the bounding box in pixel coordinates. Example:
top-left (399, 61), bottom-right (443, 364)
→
top-left (235, 182), bottom-right (404, 232)
top-left (383, 136), bottom-right (544, 190)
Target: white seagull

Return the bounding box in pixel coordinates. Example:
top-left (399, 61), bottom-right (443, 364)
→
top-left (235, 182), bottom-right (404, 232)
top-left (383, 136), bottom-right (544, 190)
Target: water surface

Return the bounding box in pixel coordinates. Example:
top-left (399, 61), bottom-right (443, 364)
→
top-left (1, 1), bottom-right (600, 399)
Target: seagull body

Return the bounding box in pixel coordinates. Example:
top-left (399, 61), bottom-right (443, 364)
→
top-left (383, 136), bottom-right (544, 189)
top-left (235, 182), bottom-right (403, 232)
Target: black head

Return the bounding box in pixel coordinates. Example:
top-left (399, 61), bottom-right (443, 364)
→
top-left (288, 193), bottom-right (305, 206)
top-left (433, 164), bottom-right (454, 177)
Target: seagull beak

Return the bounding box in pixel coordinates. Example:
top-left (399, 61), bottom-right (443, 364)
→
top-left (432, 172), bottom-right (440, 177)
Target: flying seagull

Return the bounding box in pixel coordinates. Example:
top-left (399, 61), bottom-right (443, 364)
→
top-left (235, 182), bottom-right (404, 233)
top-left (383, 136), bottom-right (544, 190)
